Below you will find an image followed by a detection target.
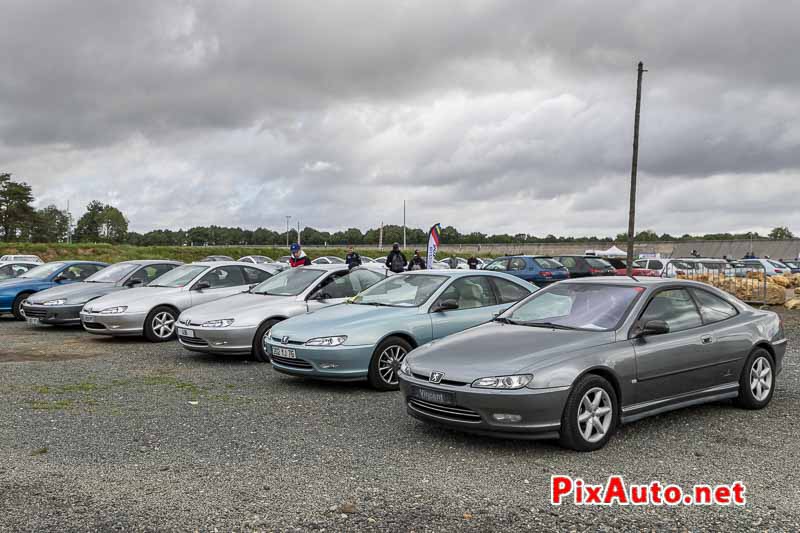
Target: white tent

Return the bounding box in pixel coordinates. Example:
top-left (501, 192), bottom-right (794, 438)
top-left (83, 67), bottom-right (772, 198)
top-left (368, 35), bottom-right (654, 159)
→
top-left (600, 245), bottom-right (627, 257)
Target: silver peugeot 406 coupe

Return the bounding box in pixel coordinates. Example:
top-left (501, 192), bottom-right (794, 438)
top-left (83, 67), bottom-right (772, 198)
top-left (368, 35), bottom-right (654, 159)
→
top-left (80, 261), bottom-right (279, 342)
top-left (399, 278), bottom-right (787, 451)
top-left (176, 264), bottom-right (390, 361)
top-left (22, 260), bottom-right (182, 326)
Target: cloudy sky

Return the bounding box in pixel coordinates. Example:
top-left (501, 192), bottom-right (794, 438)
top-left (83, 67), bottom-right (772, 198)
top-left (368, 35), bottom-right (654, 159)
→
top-left (2, 0), bottom-right (798, 237)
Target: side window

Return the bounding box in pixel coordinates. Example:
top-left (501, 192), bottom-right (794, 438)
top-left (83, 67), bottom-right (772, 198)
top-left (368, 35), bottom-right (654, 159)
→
top-left (199, 266), bottom-right (246, 289)
top-left (13, 264), bottom-right (32, 275)
top-left (509, 258), bottom-right (527, 271)
top-left (649, 260), bottom-right (664, 270)
top-left (435, 277), bottom-right (497, 310)
top-left (311, 272), bottom-right (355, 299)
top-left (0, 265), bottom-right (13, 278)
top-left (241, 257), bottom-right (254, 263)
top-left (633, 260), bottom-right (647, 268)
top-left (132, 264), bottom-right (174, 284)
top-left (243, 266), bottom-right (272, 285)
top-left (66, 264), bottom-right (103, 280)
top-left (347, 270), bottom-right (384, 293)
top-left (639, 289), bottom-right (702, 333)
top-left (559, 257), bottom-right (577, 269)
top-left (692, 289), bottom-right (737, 324)
top-left (491, 278), bottom-right (532, 304)
top-left (485, 259), bottom-right (508, 272)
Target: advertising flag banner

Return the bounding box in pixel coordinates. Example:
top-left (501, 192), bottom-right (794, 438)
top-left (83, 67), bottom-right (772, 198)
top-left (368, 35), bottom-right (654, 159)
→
top-left (426, 223), bottom-right (442, 269)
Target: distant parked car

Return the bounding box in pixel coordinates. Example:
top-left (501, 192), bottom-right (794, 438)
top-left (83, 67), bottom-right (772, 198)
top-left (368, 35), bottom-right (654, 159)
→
top-left (177, 264), bottom-right (389, 361)
top-left (22, 260), bottom-right (182, 326)
top-left (484, 256), bottom-right (569, 286)
top-left (553, 256), bottom-right (616, 278)
top-left (238, 255), bottom-right (273, 264)
top-left (0, 261), bottom-right (108, 319)
top-left (602, 257), bottom-right (659, 277)
top-left (735, 258), bottom-right (792, 277)
top-left (266, 270), bottom-right (535, 390)
top-left (311, 256), bottom-right (345, 265)
top-left (201, 255), bottom-right (235, 262)
top-left (632, 257), bottom-right (666, 273)
top-left (80, 262), bottom-right (278, 342)
top-left (0, 261), bottom-right (40, 281)
top-left (0, 254), bottom-right (43, 264)
top-left (781, 260), bottom-right (800, 274)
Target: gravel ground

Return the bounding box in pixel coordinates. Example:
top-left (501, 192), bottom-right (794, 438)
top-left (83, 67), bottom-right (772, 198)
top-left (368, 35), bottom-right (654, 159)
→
top-left (1, 311), bottom-right (799, 532)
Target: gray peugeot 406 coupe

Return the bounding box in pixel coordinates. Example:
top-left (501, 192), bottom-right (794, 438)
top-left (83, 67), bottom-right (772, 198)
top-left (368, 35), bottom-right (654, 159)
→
top-left (399, 278), bottom-right (786, 451)
top-left (22, 260), bottom-right (182, 326)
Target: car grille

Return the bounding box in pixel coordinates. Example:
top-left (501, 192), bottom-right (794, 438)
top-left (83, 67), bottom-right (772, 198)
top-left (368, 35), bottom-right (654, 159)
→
top-left (180, 336), bottom-right (208, 347)
top-left (408, 398), bottom-right (482, 423)
top-left (270, 336), bottom-right (304, 346)
top-left (411, 372), bottom-right (468, 387)
top-left (23, 307), bottom-right (48, 318)
top-left (271, 355), bottom-right (313, 369)
top-left (83, 322), bottom-right (106, 330)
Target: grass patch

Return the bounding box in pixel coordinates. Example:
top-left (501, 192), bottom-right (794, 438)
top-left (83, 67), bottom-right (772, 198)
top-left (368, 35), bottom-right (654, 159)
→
top-left (30, 447), bottom-right (48, 456)
top-left (29, 399), bottom-right (74, 411)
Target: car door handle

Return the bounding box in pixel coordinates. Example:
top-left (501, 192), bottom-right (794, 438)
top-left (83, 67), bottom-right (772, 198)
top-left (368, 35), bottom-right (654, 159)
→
top-left (700, 335), bottom-right (714, 345)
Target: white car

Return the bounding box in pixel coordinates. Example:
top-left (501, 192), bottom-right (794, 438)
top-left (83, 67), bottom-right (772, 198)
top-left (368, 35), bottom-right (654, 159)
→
top-left (80, 261), bottom-right (279, 342)
top-left (0, 261), bottom-right (40, 281)
top-left (311, 256), bottom-right (345, 265)
top-left (0, 255), bottom-right (43, 264)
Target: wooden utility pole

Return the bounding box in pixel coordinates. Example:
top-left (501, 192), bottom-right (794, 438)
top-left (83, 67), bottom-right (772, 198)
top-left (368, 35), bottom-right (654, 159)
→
top-left (626, 61), bottom-right (646, 276)
top-left (403, 200), bottom-right (407, 250)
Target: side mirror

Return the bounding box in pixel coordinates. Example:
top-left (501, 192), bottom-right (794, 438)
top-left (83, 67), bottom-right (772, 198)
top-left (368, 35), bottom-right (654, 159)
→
top-left (125, 278), bottom-right (143, 288)
top-left (433, 299), bottom-right (459, 312)
top-left (53, 274), bottom-right (67, 283)
top-left (193, 281), bottom-right (211, 291)
top-left (640, 320), bottom-right (670, 337)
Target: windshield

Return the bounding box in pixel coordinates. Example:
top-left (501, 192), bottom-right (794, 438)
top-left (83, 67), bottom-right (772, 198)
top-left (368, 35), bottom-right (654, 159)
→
top-left (505, 283), bottom-right (644, 331)
top-left (586, 258), bottom-right (613, 269)
top-left (251, 268), bottom-right (324, 296)
top-left (85, 263), bottom-right (139, 283)
top-left (533, 258), bottom-right (565, 269)
top-left (352, 274), bottom-right (447, 307)
top-left (19, 262), bottom-right (66, 279)
top-left (148, 265), bottom-right (206, 288)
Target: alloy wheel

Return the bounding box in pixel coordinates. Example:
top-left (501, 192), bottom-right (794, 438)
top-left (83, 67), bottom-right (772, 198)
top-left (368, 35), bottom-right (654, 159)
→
top-left (577, 387), bottom-right (613, 443)
top-left (152, 311), bottom-right (176, 339)
top-left (377, 345), bottom-right (408, 385)
top-left (750, 356), bottom-right (772, 402)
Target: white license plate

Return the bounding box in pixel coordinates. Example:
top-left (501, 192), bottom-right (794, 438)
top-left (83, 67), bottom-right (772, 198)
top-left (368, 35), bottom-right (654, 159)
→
top-left (26, 317), bottom-right (40, 326)
top-left (177, 327), bottom-right (195, 338)
top-left (272, 346), bottom-right (296, 359)
top-left (83, 315), bottom-right (96, 323)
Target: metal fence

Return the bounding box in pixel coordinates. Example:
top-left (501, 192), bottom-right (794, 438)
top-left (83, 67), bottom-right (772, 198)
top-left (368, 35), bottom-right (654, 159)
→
top-left (660, 259), bottom-right (772, 306)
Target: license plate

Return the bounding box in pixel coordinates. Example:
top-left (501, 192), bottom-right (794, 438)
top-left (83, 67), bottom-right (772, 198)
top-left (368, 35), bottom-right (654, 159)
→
top-left (410, 386), bottom-right (455, 405)
top-left (26, 317), bottom-right (40, 326)
top-left (83, 315), bottom-right (96, 323)
top-left (177, 328), bottom-right (194, 338)
top-left (272, 346), bottom-right (296, 359)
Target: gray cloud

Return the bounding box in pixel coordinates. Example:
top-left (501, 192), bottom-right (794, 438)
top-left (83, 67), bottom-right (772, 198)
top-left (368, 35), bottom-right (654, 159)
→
top-left (1, 0), bottom-right (799, 237)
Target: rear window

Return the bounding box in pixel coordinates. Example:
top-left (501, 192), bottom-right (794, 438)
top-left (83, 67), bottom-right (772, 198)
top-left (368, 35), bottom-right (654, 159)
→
top-left (533, 258), bottom-right (564, 269)
top-left (605, 258), bottom-right (626, 269)
top-left (585, 258), bottom-right (612, 268)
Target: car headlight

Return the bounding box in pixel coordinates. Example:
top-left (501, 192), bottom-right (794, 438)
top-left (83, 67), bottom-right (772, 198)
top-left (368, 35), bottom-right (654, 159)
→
top-left (399, 360), bottom-right (410, 375)
top-left (201, 318), bottom-right (235, 328)
top-left (42, 299), bottom-right (67, 306)
top-left (99, 306), bottom-right (128, 315)
top-left (471, 374), bottom-right (533, 389)
top-left (305, 335), bottom-right (347, 347)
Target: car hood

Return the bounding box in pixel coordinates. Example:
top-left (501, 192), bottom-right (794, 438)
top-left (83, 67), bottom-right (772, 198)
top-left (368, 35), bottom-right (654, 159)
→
top-left (83, 286), bottom-right (181, 312)
top-left (407, 322), bottom-right (616, 383)
top-left (180, 292), bottom-right (295, 324)
top-left (0, 278), bottom-right (51, 292)
top-left (27, 282), bottom-right (119, 304)
top-left (270, 303), bottom-right (417, 343)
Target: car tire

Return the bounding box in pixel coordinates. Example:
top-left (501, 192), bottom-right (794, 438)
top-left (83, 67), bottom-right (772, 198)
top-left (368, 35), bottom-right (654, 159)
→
top-left (559, 374), bottom-right (618, 452)
top-left (144, 305), bottom-right (178, 342)
top-left (368, 336), bottom-right (413, 391)
top-left (252, 319), bottom-right (281, 363)
top-left (12, 293), bottom-right (31, 321)
top-left (735, 348), bottom-right (775, 410)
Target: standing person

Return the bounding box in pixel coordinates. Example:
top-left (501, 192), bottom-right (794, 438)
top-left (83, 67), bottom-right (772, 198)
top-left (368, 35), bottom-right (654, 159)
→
top-left (345, 246), bottom-right (362, 270)
top-left (448, 255), bottom-right (458, 269)
top-left (408, 249), bottom-right (426, 271)
top-left (289, 243), bottom-right (311, 267)
top-left (467, 256), bottom-right (479, 270)
top-left (385, 242), bottom-right (407, 273)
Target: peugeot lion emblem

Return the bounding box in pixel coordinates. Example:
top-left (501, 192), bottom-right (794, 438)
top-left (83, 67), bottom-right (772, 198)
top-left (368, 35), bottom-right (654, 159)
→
top-left (429, 371), bottom-right (444, 384)
top-left (281, 336), bottom-right (290, 345)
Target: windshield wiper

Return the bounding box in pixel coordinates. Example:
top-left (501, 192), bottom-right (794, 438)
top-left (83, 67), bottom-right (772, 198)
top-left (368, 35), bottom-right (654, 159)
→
top-left (355, 301), bottom-right (395, 307)
top-left (493, 316), bottom-right (519, 325)
top-left (517, 321), bottom-right (578, 330)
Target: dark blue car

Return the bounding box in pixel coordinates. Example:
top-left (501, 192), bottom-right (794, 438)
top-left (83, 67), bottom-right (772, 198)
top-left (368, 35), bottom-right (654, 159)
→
top-left (0, 261), bottom-right (108, 319)
top-left (483, 255), bottom-right (569, 286)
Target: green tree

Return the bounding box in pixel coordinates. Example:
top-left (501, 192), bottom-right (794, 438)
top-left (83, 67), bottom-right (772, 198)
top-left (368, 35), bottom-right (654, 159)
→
top-left (31, 205), bottom-right (70, 242)
top-left (74, 201), bottom-right (105, 242)
top-left (0, 173), bottom-right (36, 241)
top-left (768, 226), bottom-right (794, 240)
top-left (98, 205), bottom-right (128, 243)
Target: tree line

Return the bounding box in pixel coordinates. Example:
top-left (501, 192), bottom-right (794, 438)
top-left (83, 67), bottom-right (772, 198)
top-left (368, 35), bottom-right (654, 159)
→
top-left (0, 172), bottom-right (795, 246)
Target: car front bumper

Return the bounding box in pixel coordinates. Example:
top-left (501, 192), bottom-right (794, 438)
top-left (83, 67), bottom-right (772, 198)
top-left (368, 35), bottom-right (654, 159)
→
top-left (176, 324), bottom-right (257, 355)
top-left (398, 372), bottom-right (569, 439)
top-left (264, 339), bottom-right (375, 381)
top-left (22, 302), bottom-right (83, 325)
top-left (80, 310), bottom-right (147, 336)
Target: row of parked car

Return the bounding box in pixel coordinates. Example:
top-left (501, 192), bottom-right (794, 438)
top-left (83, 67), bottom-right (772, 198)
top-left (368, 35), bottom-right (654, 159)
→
top-left (0, 253), bottom-right (787, 451)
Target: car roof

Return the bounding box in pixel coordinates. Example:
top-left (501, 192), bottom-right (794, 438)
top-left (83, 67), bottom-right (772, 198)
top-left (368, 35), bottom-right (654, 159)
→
top-left (188, 260), bottom-right (272, 268)
top-left (559, 277), bottom-right (685, 287)
top-left (116, 259), bottom-right (183, 266)
top-left (52, 260), bottom-right (109, 265)
top-left (296, 264), bottom-right (349, 272)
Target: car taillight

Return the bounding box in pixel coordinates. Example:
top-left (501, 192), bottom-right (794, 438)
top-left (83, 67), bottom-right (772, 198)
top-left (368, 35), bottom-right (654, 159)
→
top-left (590, 268), bottom-right (602, 274)
top-left (541, 271), bottom-right (552, 277)
top-left (775, 269), bottom-right (783, 273)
